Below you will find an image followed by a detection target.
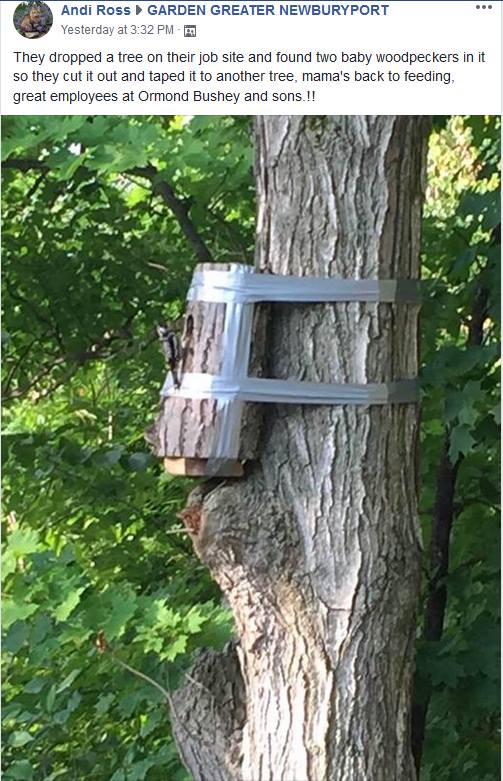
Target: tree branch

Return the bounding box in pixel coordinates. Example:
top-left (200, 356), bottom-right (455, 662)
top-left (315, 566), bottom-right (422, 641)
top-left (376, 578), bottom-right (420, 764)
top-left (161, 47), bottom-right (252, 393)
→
top-left (129, 165), bottom-right (214, 264)
top-left (2, 158), bottom-right (48, 172)
top-left (4, 158), bottom-right (215, 265)
top-left (95, 631), bottom-right (244, 781)
top-left (2, 318), bottom-right (156, 402)
top-left (2, 336), bottom-right (44, 396)
top-left (5, 281), bottom-right (55, 329)
top-left (3, 355), bottom-right (67, 401)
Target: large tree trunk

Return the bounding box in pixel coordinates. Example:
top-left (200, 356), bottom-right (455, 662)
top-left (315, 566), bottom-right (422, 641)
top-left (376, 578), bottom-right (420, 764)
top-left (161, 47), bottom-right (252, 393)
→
top-left (170, 116), bottom-right (431, 781)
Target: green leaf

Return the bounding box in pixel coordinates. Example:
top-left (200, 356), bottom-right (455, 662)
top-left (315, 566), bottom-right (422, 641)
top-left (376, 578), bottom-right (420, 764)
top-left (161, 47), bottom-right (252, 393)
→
top-left (95, 693), bottom-right (115, 715)
top-left (117, 691), bottom-right (143, 718)
top-left (163, 634), bottom-right (188, 661)
top-left (101, 590), bottom-right (137, 640)
top-left (109, 771), bottom-right (126, 781)
top-left (128, 452), bottom-right (152, 471)
top-left (184, 609), bottom-right (207, 634)
top-left (99, 446), bottom-right (124, 466)
top-left (6, 527), bottom-right (40, 556)
top-left (3, 600), bottom-right (38, 629)
top-left (3, 621), bottom-right (29, 654)
top-left (2, 549), bottom-right (17, 578)
top-left (449, 424), bottom-right (476, 462)
top-left (56, 668), bottom-right (81, 693)
top-left (45, 683), bottom-right (57, 713)
top-left (23, 676), bottom-right (47, 694)
top-left (9, 730), bottom-right (34, 747)
top-left (54, 691), bottom-right (82, 724)
top-left (4, 760), bottom-right (34, 780)
top-left (445, 381), bottom-right (483, 426)
top-left (139, 710), bottom-right (162, 738)
top-left (128, 758), bottom-right (156, 780)
top-left (54, 588), bottom-right (85, 622)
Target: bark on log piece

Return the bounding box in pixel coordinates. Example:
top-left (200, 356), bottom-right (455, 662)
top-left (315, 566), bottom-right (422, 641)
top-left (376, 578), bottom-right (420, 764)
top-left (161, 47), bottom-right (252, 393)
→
top-left (147, 263), bottom-right (268, 477)
top-left (167, 116), bottom-right (431, 781)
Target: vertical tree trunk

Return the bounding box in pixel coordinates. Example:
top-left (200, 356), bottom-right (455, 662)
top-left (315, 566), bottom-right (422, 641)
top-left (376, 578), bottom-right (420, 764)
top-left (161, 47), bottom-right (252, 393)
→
top-left (170, 116), bottom-right (431, 781)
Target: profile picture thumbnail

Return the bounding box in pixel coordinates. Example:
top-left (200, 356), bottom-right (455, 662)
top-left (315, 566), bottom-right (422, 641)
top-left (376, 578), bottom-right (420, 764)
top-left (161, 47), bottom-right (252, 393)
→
top-left (14, 2), bottom-right (53, 39)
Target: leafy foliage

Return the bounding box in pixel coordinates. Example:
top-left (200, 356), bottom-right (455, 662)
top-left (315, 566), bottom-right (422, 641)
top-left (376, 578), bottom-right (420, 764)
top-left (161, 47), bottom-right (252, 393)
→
top-left (1, 115), bottom-right (500, 780)
top-left (418, 115), bottom-right (500, 780)
top-left (2, 116), bottom-right (251, 781)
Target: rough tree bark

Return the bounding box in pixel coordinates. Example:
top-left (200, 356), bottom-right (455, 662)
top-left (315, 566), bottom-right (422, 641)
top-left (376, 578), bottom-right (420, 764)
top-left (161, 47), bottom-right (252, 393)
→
top-left (170, 116), bottom-right (431, 781)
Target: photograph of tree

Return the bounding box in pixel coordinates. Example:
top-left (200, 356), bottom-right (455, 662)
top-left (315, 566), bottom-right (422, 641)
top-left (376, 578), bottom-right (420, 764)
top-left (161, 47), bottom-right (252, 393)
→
top-left (2, 115), bottom-right (500, 781)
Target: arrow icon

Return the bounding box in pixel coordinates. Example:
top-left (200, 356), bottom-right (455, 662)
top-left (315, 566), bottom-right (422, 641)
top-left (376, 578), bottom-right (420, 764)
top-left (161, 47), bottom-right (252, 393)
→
top-left (136, 4), bottom-right (142, 13)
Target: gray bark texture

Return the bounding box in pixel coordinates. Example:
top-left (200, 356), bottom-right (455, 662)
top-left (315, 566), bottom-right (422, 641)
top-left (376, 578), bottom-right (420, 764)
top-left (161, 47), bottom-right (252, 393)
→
top-left (170, 115), bottom-right (431, 781)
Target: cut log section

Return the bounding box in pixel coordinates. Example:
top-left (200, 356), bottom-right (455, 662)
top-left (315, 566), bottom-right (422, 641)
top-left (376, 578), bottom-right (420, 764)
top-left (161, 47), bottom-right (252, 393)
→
top-left (146, 263), bottom-right (268, 478)
top-left (163, 458), bottom-right (244, 478)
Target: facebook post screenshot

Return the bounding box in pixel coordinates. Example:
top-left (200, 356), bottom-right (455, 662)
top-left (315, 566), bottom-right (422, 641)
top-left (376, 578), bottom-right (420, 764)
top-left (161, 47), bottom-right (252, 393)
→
top-left (1, 1), bottom-right (501, 780)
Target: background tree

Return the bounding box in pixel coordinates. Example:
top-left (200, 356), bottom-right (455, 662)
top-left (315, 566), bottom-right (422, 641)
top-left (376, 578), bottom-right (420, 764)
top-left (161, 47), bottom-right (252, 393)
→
top-left (412, 116), bottom-right (500, 779)
top-left (1, 115), bottom-right (499, 781)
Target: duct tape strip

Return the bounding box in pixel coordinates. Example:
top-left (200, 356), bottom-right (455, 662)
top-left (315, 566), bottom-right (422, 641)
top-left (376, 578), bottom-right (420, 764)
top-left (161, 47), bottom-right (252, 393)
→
top-left (188, 270), bottom-right (421, 305)
top-left (161, 373), bottom-right (420, 406)
top-left (161, 372), bottom-right (420, 475)
top-left (162, 267), bottom-right (420, 472)
top-left (213, 266), bottom-right (255, 470)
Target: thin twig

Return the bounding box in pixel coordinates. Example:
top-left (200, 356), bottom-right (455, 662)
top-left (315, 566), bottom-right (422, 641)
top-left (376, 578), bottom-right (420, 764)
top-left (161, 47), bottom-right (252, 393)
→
top-left (106, 648), bottom-right (171, 702)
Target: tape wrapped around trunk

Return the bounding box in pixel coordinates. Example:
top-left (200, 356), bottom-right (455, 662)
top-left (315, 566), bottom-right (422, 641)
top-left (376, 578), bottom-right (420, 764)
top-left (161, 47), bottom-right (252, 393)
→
top-left (160, 266), bottom-right (421, 469)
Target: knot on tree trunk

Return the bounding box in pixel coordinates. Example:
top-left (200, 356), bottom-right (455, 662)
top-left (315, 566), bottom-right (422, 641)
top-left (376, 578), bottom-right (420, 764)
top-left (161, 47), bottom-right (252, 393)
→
top-left (193, 477), bottom-right (302, 580)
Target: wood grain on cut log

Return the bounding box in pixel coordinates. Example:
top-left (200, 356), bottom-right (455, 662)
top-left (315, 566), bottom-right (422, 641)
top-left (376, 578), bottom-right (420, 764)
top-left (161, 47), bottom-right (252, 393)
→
top-left (165, 117), bottom-right (431, 781)
top-left (146, 263), bottom-right (268, 477)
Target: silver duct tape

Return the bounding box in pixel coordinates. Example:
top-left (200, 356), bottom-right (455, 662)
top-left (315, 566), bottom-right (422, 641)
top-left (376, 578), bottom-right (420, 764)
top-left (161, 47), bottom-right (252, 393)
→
top-left (187, 270), bottom-right (421, 304)
top-left (206, 266), bottom-right (256, 472)
top-left (161, 265), bottom-right (420, 463)
top-left (161, 374), bottom-right (420, 406)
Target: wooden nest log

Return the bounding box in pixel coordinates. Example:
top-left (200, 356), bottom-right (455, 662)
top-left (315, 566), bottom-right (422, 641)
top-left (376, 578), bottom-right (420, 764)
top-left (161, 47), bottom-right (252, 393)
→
top-left (145, 263), bottom-right (268, 477)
